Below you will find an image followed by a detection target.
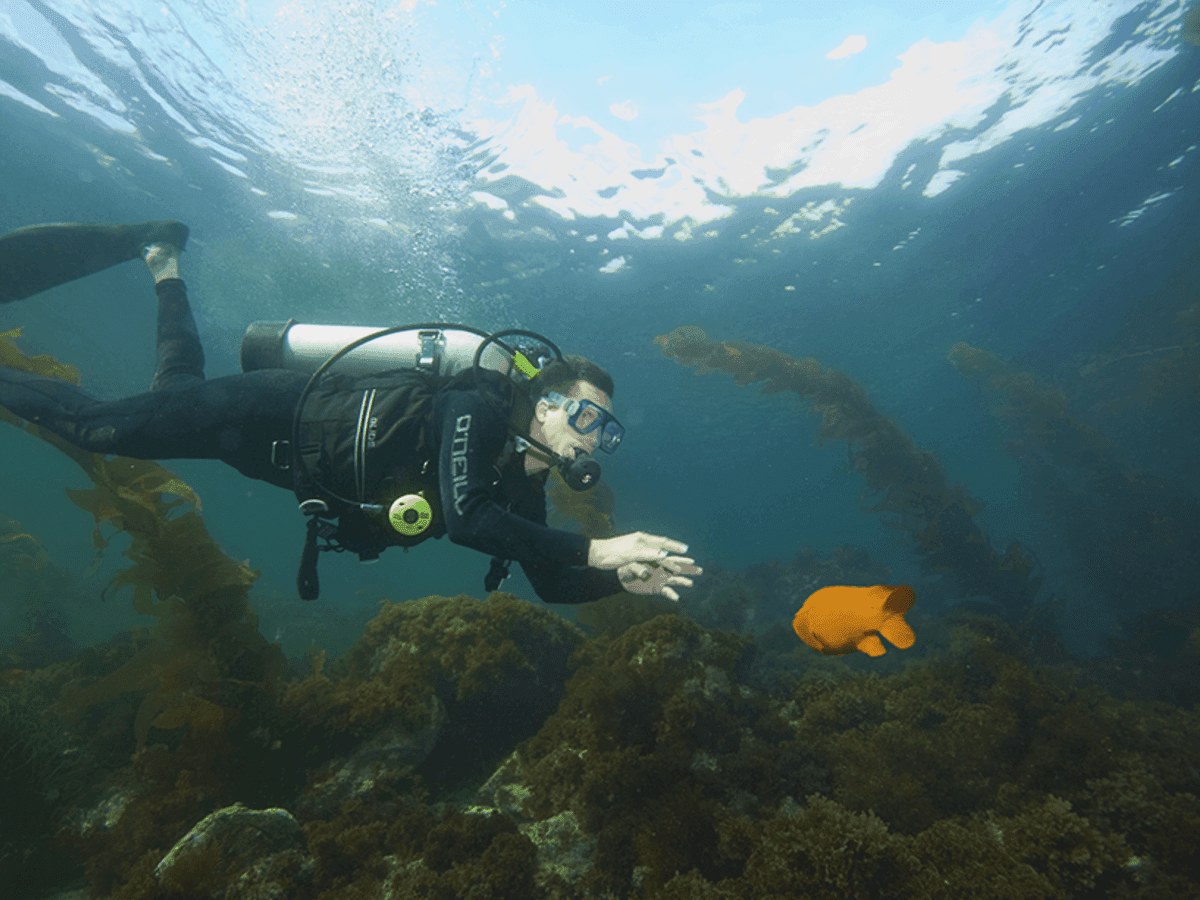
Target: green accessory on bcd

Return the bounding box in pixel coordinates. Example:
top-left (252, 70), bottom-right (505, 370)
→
top-left (388, 492), bottom-right (433, 536)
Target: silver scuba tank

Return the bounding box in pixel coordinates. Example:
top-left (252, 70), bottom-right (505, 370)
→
top-left (239, 321), bottom-right (515, 378)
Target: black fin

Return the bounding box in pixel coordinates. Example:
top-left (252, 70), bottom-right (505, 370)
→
top-left (0, 220), bottom-right (189, 304)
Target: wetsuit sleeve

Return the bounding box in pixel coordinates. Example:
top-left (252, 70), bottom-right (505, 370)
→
top-left (511, 491), bottom-right (626, 605)
top-left (438, 389), bottom-right (592, 568)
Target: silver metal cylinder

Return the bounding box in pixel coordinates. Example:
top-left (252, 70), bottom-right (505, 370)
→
top-left (239, 322), bottom-right (514, 378)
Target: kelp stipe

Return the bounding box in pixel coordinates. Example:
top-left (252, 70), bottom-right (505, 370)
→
top-left (653, 326), bottom-right (1043, 621)
top-left (949, 341), bottom-right (1200, 607)
top-left (546, 468), bottom-right (616, 539)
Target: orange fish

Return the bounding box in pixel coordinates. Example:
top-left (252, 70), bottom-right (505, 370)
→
top-left (792, 584), bottom-right (916, 657)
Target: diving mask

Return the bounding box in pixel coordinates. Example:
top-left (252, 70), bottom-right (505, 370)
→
top-left (545, 391), bottom-right (624, 454)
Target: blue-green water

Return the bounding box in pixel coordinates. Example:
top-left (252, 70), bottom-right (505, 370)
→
top-left (2, 0), bottom-right (1198, 661)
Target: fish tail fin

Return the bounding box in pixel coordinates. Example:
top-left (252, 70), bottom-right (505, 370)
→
top-left (880, 585), bottom-right (915, 650)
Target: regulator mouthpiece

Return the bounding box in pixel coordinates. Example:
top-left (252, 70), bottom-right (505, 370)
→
top-left (559, 452), bottom-right (600, 491)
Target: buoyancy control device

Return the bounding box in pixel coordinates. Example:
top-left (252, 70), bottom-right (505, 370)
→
top-left (239, 320), bottom-right (585, 600)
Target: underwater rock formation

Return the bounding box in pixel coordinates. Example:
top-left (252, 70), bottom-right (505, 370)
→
top-left (574, 593), bottom-right (679, 638)
top-left (283, 592), bottom-right (585, 812)
top-left (153, 803), bottom-right (314, 899)
top-left (654, 325), bottom-right (1043, 620)
top-left (467, 612), bottom-right (1199, 898)
top-left (3, 590), bottom-right (1197, 898)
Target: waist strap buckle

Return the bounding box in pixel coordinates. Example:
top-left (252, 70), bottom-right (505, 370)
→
top-left (271, 440), bottom-right (291, 470)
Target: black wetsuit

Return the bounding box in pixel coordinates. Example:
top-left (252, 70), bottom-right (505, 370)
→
top-left (0, 278), bottom-right (623, 604)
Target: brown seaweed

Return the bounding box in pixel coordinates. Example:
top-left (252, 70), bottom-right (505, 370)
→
top-left (654, 326), bottom-right (1041, 619)
top-left (0, 327), bottom-right (281, 750)
top-left (546, 468), bottom-right (617, 538)
top-left (949, 341), bottom-right (1200, 607)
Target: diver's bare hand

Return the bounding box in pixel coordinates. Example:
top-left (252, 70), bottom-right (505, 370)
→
top-left (618, 558), bottom-right (703, 601)
top-left (588, 532), bottom-right (690, 569)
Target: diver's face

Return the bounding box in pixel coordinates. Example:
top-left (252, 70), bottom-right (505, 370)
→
top-left (532, 380), bottom-right (613, 461)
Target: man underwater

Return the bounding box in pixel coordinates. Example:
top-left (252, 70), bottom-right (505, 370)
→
top-left (0, 221), bottom-right (701, 604)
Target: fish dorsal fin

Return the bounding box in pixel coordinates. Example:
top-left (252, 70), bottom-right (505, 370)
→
top-left (856, 634), bottom-right (887, 657)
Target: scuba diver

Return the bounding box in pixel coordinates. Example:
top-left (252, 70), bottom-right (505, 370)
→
top-left (0, 221), bottom-right (701, 603)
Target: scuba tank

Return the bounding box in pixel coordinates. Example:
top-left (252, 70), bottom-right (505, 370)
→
top-left (240, 320), bottom-right (514, 378)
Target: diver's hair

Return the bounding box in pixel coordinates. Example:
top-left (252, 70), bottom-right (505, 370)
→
top-left (507, 355), bottom-right (614, 434)
top-left (528, 354), bottom-right (615, 402)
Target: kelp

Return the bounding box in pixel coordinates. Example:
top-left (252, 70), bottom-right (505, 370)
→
top-left (1134, 301), bottom-right (1200, 409)
top-left (546, 469), bottom-right (616, 539)
top-left (0, 328), bottom-right (281, 748)
top-left (60, 597), bottom-right (228, 750)
top-left (0, 325), bottom-right (82, 384)
top-left (949, 341), bottom-right (1200, 607)
top-left (654, 326), bottom-right (1041, 619)
top-left (0, 328), bottom-right (255, 618)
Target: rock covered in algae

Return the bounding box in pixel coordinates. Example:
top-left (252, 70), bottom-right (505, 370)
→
top-left (476, 613), bottom-right (781, 896)
top-left (284, 592), bottom-right (585, 810)
top-left (297, 700), bottom-right (448, 819)
top-left (468, 611), bottom-right (1199, 898)
top-left (153, 802), bottom-right (314, 900)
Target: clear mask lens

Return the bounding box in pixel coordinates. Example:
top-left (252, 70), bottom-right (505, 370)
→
top-left (548, 393), bottom-right (625, 454)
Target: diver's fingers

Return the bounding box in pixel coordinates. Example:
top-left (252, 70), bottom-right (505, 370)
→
top-left (661, 587), bottom-right (680, 601)
top-left (619, 563), bottom-right (652, 584)
top-left (590, 534), bottom-right (689, 569)
top-left (661, 557), bottom-right (701, 575)
top-left (639, 533), bottom-right (688, 557)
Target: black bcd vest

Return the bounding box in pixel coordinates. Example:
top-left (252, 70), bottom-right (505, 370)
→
top-left (290, 368), bottom-right (517, 599)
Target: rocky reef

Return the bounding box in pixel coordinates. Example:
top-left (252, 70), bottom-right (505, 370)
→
top-left (4, 586), bottom-right (1196, 899)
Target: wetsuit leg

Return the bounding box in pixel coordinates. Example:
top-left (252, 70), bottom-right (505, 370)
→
top-left (0, 366), bottom-right (307, 489)
top-left (0, 273), bottom-right (305, 488)
top-left (150, 277), bottom-right (205, 391)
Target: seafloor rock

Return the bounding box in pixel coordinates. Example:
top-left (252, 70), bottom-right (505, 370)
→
top-left (475, 613), bottom-right (780, 896)
top-left (468, 613), bottom-right (1200, 898)
top-left (74, 785), bottom-right (135, 843)
top-left (286, 592), bottom-right (585, 810)
top-left (519, 808), bottom-right (597, 889)
top-left (297, 696), bottom-right (447, 819)
top-left (152, 803), bottom-right (314, 900)
top-left (45, 584), bottom-right (1200, 898)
